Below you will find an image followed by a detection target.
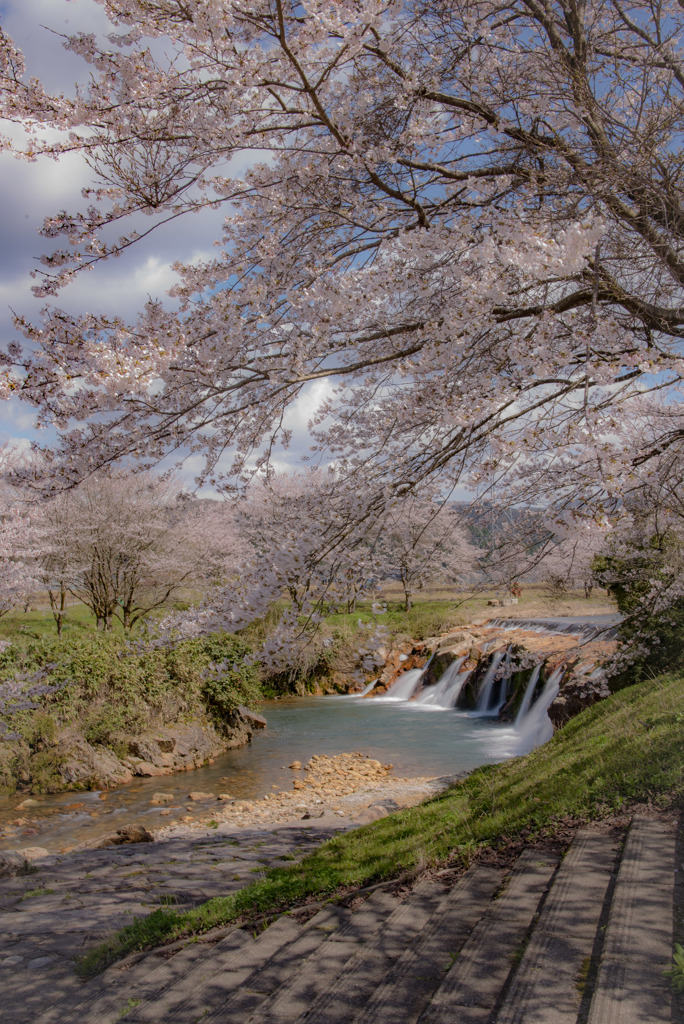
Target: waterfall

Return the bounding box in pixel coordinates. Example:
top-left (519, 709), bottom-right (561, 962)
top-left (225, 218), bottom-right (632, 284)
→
top-left (488, 617), bottom-right (620, 640)
top-left (359, 678), bottom-right (378, 697)
top-left (509, 667), bottom-right (563, 755)
top-left (514, 664), bottom-right (542, 726)
top-left (472, 649), bottom-right (507, 716)
top-left (414, 656), bottom-right (467, 708)
top-left (378, 666), bottom-right (426, 701)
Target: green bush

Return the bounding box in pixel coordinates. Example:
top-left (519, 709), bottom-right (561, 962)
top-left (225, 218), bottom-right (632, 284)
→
top-left (1, 631), bottom-right (262, 745)
top-left (594, 535), bottom-right (684, 680)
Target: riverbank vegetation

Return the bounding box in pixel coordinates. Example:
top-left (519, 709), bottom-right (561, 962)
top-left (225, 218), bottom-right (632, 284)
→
top-left (0, 631), bottom-right (260, 794)
top-left (78, 669), bottom-right (684, 976)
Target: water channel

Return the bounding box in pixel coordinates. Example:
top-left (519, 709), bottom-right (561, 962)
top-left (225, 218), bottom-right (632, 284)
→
top-left (0, 694), bottom-right (525, 853)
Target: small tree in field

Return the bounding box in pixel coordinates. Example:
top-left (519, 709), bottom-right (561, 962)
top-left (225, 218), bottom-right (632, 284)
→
top-left (379, 496), bottom-right (480, 612)
top-left (31, 472), bottom-right (230, 631)
top-left (537, 523), bottom-right (607, 599)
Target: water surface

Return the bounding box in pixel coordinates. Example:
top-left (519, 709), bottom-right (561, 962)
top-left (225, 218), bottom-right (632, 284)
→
top-left (0, 695), bottom-right (515, 852)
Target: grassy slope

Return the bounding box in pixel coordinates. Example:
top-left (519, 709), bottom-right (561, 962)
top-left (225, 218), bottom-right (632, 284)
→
top-left (79, 671), bottom-right (684, 976)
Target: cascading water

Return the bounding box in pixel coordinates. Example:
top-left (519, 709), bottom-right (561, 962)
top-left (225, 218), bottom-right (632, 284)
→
top-left (472, 649), bottom-right (507, 716)
top-left (508, 667), bottom-right (564, 755)
top-left (358, 678), bottom-right (378, 697)
top-left (377, 666), bottom-right (426, 701)
top-left (514, 664), bottom-right (542, 726)
top-left (414, 656), bottom-right (468, 709)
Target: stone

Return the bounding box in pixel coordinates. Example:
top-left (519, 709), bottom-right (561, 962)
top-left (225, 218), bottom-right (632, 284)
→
top-left (133, 761), bottom-right (168, 777)
top-left (16, 798), bottom-right (40, 809)
top-left (237, 705), bottom-right (267, 729)
top-left (288, 761), bottom-right (302, 770)
top-left (17, 847), bottom-right (49, 861)
top-left (188, 791), bottom-right (215, 801)
top-left (75, 823), bottom-right (154, 850)
top-left (217, 793), bottom-right (234, 801)
top-left (302, 809), bottom-right (325, 819)
top-left (150, 792), bottom-right (175, 805)
top-left (354, 799), bottom-right (400, 824)
top-left (27, 956), bottom-right (55, 970)
top-left (0, 851), bottom-right (29, 877)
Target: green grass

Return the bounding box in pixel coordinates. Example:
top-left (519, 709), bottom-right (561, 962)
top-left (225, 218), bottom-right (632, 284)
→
top-left (78, 671), bottom-right (684, 977)
top-left (0, 604), bottom-right (101, 639)
top-left (323, 599), bottom-right (468, 643)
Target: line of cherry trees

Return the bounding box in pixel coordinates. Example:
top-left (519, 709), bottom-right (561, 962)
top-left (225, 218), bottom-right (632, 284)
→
top-left (4, 448), bottom-right (677, 649)
top-left (0, 460), bottom-right (488, 633)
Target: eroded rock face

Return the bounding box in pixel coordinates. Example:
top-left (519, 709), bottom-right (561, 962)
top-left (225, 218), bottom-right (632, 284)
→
top-left (57, 737), bottom-right (134, 789)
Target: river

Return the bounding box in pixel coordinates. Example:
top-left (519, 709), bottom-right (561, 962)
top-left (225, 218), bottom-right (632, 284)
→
top-left (0, 694), bottom-right (519, 853)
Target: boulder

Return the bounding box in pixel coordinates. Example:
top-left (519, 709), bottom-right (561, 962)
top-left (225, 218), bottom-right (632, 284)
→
top-left (129, 760), bottom-right (168, 778)
top-left (188, 791), bottom-right (215, 801)
top-left (75, 824), bottom-right (154, 850)
top-left (354, 799), bottom-right (400, 824)
top-left (17, 846), bottom-right (50, 861)
top-left (57, 737), bottom-right (134, 790)
top-left (150, 792), bottom-right (175, 805)
top-left (237, 706), bottom-right (267, 729)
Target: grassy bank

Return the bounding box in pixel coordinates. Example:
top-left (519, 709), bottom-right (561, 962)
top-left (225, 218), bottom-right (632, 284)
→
top-left (79, 670), bottom-right (684, 976)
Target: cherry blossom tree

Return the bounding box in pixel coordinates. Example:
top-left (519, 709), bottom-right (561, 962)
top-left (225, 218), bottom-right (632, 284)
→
top-left (536, 521), bottom-right (608, 599)
top-left (0, 447), bottom-right (37, 618)
top-left (1, 1), bottom-right (684, 632)
top-left (378, 493), bottom-right (480, 611)
top-left (29, 472), bottom-right (235, 631)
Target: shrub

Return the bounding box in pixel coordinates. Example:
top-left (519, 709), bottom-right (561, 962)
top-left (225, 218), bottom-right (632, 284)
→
top-left (0, 631), bottom-right (262, 743)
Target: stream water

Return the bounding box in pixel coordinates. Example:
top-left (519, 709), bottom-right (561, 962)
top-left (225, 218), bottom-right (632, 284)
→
top-left (0, 695), bottom-right (521, 853)
top-left (1, 613), bottom-right (613, 854)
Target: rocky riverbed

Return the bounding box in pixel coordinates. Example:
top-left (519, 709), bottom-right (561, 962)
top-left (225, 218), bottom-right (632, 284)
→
top-left (1, 752), bottom-right (458, 862)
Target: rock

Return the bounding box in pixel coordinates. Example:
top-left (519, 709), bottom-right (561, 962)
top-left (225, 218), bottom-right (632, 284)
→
top-left (288, 761), bottom-right (302, 770)
top-left (188, 791), bottom-right (215, 801)
top-left (354, 799), bottom-right (400, 824)
top-left (292, 779), bottom-right (306, 790)
top-left (132, 761), bottom-right (168, 777)
top-left (27, 956), bottom-right (55, 970)
top-left (237, 706), bottom-right (267, 729)
top-left (16, 798), bottom-right (40, 808)
top-left (301, 808), bottom-right (325, 819)
top-left (128, 738), bottom-right (163, 763)
top-left (150, 792), bottom-right (175, 805)
top-left (17, 846), bottom-right (49, 861)
top-left (0, 851), bottom-right (30, 877)
top-left (76, 824), bottom-right (154, 850)
top-left (56, 736), bottom-right (134, 790)
top-left (217, 793), bottom-right (233, 800)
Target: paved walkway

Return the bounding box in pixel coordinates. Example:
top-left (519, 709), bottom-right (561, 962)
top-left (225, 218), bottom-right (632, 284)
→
top-left (0, 819), bottom-right (349, 1024)
top-left (1, 811), bottom-right (681, 1024)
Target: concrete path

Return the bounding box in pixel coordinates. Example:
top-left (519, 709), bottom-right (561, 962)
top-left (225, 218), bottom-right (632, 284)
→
top-left (0, 819), bottom-right (350, 1024)
top-left (1, 811), bottom-right (681, 1024)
